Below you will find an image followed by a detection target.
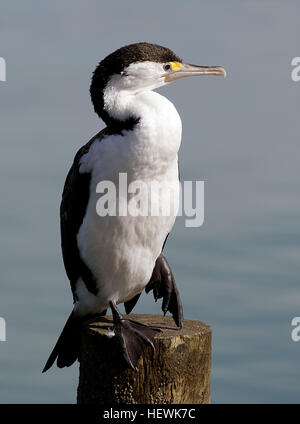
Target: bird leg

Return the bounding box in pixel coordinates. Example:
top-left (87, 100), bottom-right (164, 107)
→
top-left (145, 254), bottom-right (183, 328)
top-left (109, 301), bottom-right (160, 369)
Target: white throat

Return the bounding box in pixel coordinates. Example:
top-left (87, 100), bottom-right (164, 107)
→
top-left (103, 82), bottom-right (182, 146)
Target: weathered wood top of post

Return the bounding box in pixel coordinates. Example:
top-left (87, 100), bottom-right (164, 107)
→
top-left (77, 314), bottom-right (212, 404)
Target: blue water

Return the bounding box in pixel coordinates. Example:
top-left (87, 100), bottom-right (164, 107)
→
top-left (1, 1), bottom-right (300, 403)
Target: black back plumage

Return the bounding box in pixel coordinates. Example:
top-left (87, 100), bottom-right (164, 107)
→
top-left (60, 131), bottom-right (104, 299)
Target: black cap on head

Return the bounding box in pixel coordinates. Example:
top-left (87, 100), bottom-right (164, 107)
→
top-left (90, 42), bottom-right (182, 127)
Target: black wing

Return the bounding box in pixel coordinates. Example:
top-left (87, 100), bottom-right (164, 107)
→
top-left (60, 129), bottom-right (107, 300)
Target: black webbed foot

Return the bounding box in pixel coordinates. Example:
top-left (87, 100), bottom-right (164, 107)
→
top-left (110, 301), bottom-right (160, 369)
top-left (146, 254), bottom-right (183, 328)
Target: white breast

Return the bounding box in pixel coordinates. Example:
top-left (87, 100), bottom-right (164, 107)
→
top-left (75, 90), bottom-right (182, 315)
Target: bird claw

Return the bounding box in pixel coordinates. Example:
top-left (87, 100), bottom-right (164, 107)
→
top-left (114, 318), bottom-right (160, 369)
top-left (146, 254), bottom-right (183, 328)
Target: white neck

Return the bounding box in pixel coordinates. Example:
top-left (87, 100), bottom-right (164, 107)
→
top-left (103, 86), bottom-right (182, 152)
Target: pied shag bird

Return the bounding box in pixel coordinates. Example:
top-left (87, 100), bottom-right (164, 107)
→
top-left (43, 42), bottom-right (226, 372)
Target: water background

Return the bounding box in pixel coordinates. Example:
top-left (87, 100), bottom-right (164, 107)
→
top-left (0, 1), bottom-right (300, 403)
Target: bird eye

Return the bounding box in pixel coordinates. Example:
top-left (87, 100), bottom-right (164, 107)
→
top-left (164, 64), bottom-right (171, 71)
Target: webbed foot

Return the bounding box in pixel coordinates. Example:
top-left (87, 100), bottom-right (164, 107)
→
top-left (110, 301), bottom-right (160, 369)
top-left (146, 254), bottom-right (183, 328)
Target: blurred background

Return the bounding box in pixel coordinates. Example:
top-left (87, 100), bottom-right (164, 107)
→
top-left (0, 0), bottom-right (299, 403)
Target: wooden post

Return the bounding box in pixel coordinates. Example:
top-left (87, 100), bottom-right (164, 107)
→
top-left (77, 314), bottom-right (212, 404)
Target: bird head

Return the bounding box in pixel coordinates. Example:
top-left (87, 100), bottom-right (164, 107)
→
top-left (90, 42), bottom-right (226, 129)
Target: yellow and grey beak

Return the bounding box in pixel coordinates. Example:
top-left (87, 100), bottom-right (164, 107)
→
top-left (164, 61), bottom-right (226, 83)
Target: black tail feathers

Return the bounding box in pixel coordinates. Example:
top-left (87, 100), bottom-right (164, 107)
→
top-left (42, 312), bottom-right (82, 373)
